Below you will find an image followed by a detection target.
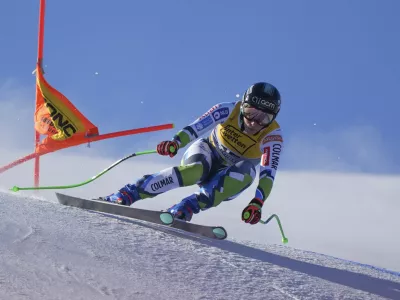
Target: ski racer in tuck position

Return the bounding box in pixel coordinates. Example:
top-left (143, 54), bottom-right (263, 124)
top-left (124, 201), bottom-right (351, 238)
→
top-left (98, 82), bottom-right (284, 225)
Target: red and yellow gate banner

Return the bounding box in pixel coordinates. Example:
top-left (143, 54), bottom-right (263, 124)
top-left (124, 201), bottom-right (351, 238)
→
top-left (0, 0), bottom-right (174, 187)
top-left (34, 64), bottom-right (99, 153)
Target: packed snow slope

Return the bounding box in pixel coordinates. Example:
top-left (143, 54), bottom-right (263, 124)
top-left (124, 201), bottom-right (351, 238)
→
top-left (0, 190), bottom-right (400, 300)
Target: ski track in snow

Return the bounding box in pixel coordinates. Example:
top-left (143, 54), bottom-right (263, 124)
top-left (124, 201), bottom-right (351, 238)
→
top-left (0, 191), bottom-right (399, 300)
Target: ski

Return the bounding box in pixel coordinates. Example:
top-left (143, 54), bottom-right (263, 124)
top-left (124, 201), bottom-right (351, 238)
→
top-left (56, 192), bottom-right (174, 225)
top-left (168, 218), bottom-right (227, 240)
top-left (55, 193), bottom-right (227, 240)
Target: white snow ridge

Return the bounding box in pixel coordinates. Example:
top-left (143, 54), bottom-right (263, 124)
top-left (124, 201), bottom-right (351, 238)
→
top-left (0, 191), bottom-right (399, 300)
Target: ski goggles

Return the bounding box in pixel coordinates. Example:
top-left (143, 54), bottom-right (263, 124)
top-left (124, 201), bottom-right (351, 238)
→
top-left (242, 103), bottom-right (274, 126)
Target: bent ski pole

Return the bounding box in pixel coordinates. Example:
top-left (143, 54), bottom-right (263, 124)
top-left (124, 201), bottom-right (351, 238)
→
top-left (10, 149), bottom-right (157, 192)
top-left (260, 214), bottom-right (288, 244)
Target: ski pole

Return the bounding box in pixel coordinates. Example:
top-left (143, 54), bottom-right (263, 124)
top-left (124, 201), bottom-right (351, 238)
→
top-left (260, 214), bottom-right (288, 244)
top-left (10, 149), bottom-right (157, 192)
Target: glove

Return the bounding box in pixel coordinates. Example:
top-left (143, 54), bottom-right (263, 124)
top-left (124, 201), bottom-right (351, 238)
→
top-left (242, 198), bottom-right (264, 225)
top-left (156, 140), bottom-right (179, 157)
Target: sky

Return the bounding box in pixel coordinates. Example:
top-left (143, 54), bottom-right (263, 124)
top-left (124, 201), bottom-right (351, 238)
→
top-left (0, 0), bottom-right (400, 287)
top-left (0, 0), bottom-right (399, 174)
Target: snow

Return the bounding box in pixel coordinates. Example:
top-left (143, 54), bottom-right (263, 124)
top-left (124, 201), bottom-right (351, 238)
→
top-left (0, 190), bottom-right (399, 300)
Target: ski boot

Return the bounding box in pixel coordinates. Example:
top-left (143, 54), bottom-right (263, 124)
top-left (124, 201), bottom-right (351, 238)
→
top-left (167, 194), bottom-right (201, 222)
top-left (97, 183), bottom-right (141, 206)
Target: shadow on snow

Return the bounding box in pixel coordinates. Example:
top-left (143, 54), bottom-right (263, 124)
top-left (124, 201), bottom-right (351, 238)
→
top-left (87, 210), bottom-right (400, 300)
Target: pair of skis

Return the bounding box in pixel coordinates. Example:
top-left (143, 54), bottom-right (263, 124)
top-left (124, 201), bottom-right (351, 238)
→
top-left (10, 150), bottom-right (287, 243)
top-left (56, 193), bottom-right (228, 240)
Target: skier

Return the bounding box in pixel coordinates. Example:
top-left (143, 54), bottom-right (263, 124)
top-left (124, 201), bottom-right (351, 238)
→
top-left (98, 82), bottom-right (284, 225)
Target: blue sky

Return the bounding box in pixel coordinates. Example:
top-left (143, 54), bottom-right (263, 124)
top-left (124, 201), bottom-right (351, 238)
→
top-left (1, 0), bottom-right (399, 174)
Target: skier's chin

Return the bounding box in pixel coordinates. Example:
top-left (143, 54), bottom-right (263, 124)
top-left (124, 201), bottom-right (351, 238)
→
top-left (243, 124), bottom-right (262, 135)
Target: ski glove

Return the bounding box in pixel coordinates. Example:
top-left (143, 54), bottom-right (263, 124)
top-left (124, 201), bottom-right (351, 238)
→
top-left (157, 140), bottom-right (179, 157)
top-left (242, 198), bottom-right (264, 225)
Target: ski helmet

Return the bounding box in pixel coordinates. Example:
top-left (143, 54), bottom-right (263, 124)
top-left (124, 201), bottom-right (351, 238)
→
top-left (241, 82), bottom-right (281, 116)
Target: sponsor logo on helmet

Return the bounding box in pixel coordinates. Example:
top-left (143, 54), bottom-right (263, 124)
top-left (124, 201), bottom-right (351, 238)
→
top-left (247, 95), bottom-right (276, 110)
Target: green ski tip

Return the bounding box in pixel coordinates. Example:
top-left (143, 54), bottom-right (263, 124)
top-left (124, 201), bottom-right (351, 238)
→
top-left (160, 212), bottom-right (174, 225)
top-left (212, 227), bottom-right (227, 239)
top-left (282, 237), bottom-right (288, 244)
